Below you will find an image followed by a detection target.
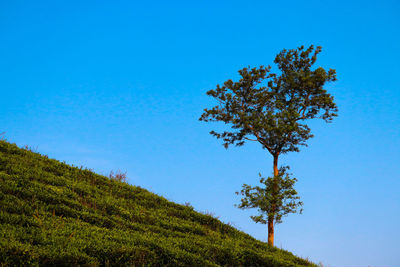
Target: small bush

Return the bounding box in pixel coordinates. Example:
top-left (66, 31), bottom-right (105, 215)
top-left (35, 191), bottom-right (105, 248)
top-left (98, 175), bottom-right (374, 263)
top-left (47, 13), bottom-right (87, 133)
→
top-left (108, 169), bottom-right (127, 183)
top-left (0, 132), bottom-right (6, 141)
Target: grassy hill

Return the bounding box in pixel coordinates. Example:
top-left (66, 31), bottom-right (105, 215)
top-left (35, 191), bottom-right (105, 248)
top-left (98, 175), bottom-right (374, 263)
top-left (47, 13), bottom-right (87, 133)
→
top-left (0, 140), bottom-right (315, 266)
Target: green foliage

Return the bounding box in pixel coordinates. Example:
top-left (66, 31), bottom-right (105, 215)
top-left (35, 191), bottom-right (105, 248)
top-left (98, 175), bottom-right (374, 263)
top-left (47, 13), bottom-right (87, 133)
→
top-left (199, 45), bottom-right (337, 155)
top-left (0, 140), bottom-right (316, 266)
top-left (236, 166), bottom-right (303, 224)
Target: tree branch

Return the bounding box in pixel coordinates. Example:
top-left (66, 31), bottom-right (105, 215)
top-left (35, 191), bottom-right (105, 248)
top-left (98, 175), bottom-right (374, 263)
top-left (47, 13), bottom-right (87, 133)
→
top-left (297, 91), bottom-right (312, 120)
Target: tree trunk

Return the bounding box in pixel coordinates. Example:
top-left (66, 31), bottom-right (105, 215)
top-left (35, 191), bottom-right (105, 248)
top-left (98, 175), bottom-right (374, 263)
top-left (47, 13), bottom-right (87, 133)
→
top-left (268, 154), bottom-right (279, 246)
top-left (273, 155), bottom-right (279, 177)
top-left (267, 217), bottom-right (274, 246)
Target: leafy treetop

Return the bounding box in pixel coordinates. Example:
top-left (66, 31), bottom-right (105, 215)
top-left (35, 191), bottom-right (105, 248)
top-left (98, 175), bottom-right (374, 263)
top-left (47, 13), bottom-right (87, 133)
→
top-left (199, 45), bottom-right (338, 157)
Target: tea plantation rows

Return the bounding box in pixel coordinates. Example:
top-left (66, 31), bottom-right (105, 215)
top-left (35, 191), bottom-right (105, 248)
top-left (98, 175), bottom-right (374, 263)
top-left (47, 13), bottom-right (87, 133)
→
top-left (0, 140), bottom-right (315, 266)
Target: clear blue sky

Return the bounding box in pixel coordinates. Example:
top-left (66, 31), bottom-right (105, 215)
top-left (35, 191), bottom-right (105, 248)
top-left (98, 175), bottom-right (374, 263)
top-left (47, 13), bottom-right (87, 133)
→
top-left (1, 1), bottom-right (399, 266)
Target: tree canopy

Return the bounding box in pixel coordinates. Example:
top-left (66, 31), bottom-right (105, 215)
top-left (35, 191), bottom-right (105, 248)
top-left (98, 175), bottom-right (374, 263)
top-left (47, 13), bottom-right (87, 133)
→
top-left (199, 45), bottom-right (338, 157)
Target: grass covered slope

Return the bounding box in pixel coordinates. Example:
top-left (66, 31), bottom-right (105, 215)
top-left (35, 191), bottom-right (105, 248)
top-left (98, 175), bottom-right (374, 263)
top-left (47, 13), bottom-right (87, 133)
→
top-left (0, 140), bottom-right (315, 266)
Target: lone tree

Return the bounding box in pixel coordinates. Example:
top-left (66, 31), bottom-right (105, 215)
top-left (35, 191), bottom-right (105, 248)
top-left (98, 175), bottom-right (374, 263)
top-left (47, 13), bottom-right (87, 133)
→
top-left (199, 45), bottom-right (338, 246)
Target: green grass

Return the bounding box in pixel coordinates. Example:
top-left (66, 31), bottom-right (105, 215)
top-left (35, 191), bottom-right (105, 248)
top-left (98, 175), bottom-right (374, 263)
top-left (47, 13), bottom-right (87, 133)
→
top-left (0, 140), bottom-right (316, 266)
